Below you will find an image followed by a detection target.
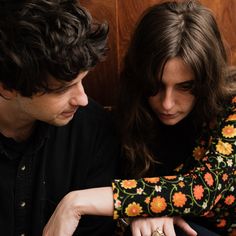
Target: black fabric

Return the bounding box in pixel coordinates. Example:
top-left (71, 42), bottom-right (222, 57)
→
top-left (175, 221), bottom-right (220, 236)
top-left (150, 114), bottom-right (198, 176)
top-left (0, 99), bottom-right (120, 236)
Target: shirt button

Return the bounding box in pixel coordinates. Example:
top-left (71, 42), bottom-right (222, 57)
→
top-left (20, 201), bottom-right (26, 208)
top-left (21, 165), bottom-right (26, 171)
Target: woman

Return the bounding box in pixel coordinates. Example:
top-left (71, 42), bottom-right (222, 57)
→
top-left (43, 1), bottom-right (236, 236)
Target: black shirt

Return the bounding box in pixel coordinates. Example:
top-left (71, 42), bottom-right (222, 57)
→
top-left (152, 114), bottom-right (198, 176)
top-left (0, 99), bottom-right (120, 236)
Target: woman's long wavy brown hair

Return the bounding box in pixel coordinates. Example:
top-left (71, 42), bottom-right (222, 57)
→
top-left (116, 0), bottom-right (236, 178)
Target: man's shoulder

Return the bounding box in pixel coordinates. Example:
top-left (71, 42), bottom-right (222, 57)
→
top-left (76, 98), bottom-right (110, 119)
top-left (77, 98), bottom-right (108, 116)
top-left (70, 98), bottom-right (114, 129)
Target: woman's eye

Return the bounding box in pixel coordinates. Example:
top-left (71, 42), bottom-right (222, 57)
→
top-left (178, 82), bottom-right (194, 91)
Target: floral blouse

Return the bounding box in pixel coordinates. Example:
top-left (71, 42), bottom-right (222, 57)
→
top-left (112, 96), bottom-right (236, 235)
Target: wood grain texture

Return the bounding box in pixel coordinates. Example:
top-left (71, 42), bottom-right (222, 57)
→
top-left (80, 0), bottom-right (118, 106)
top-left (117, 0), bottom-right (163, 71)
top-left (200, 0), bottom-right (236, 65)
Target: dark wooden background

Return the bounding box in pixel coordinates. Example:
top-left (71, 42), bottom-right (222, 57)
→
top-left (80, 0), bottom-right (236, 107)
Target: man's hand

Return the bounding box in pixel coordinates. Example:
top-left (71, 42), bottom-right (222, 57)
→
top-left (43, 191), bottom-right (81, 236)
top-left (42, 187), bottom-right (114, 236)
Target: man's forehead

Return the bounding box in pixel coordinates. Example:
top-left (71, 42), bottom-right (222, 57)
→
top-left (46, 75), bottom-right (68, 88)
top-left (46, 71), bottom-right (88, 87)
top-left (47, 71), bottom-right (88, 86)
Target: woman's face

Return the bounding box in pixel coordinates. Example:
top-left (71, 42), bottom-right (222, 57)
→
top-left (148, 57), bottom-right (196, 125)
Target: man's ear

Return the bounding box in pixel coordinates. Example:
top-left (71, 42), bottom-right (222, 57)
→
top-left (0, 83), bottom-right (17, 100)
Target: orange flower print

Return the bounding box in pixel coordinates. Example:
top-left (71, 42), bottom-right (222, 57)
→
top-left (216, 140), bottom-right (233, 155)
top-left (222, 125), bottom-right (236, 138)
top-left (204, 172), bottom-right (214, 186)
top-left (193, 146), bottom-right (206, 161)
top-left (150, 196), bottom-right (167, 213)
top-left (216, 219), bottom-right (226, 228)
top-left (125, 202), bottom-right (143, 217)
top-left (178, 181), bottom-right (185, 188)
top-left (172, 192), bottom-right (187, 207)
top-left (193, 185), bottom-right (204, 200)
top-left (222, 173), bottom-right (228, 181)
top-left (227, 114), bottom-right (236, 121)
top-left (121, 180), bottom-right (137, 189)
top-left (114, 199), bottom-right (121, 208)
top-left (224, 195), bottom-right (235, 205)
top-left (206, 163), bottom-right (212, 169)
top-left (114, 193), bottom-right (118, 200)
top-left (214, 194), bottom-right (222, 205)
top-left (144, 177), bottom-right (160, 183)
top-left (165, 176), bottom-right (177, 180)
top-left (204, 211), bottom-right (214, 218)
top-left (145, 197), bottom-right (150, 204)
top-left (113, 210), bottom-right (119, 220)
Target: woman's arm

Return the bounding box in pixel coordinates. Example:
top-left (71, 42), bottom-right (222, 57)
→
top-left (112, 97), bottom-right (236, 230)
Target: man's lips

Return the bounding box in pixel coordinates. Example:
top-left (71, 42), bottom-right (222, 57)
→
top-left (61, 109), bottom-right (77, 117)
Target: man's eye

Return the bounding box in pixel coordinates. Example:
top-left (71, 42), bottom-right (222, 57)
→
top-left (53, 87), bottom-right (69, 94)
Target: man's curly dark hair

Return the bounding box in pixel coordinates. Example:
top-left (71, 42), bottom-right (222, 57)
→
top-left (0, 0), bottom-right (108, 96)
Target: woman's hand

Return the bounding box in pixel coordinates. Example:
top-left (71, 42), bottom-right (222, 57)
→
top-left (130, 216), bottom-right (197, 236)
top-left (43, 187), bottom-right (114, 236)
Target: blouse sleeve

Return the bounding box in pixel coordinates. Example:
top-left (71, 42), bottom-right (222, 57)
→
top-left (112, 96), bottom-right (236, 220)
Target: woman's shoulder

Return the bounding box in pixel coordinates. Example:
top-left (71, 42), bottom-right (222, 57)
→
top-left (222, 95), bottom-right (236, 115)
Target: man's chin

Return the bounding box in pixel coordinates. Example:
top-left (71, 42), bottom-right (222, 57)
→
top-left (49, 117), bottom-right (73, 126)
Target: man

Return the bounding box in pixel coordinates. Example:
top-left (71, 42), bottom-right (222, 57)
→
top-left (0, 0), bottom-right (119, 235)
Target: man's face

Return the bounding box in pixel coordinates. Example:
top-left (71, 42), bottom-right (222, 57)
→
top-left (15, 71), bottom-right (88, 126)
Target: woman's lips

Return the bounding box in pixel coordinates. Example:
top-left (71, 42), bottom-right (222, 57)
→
top-left (159, 113), bottom-right (178, 119)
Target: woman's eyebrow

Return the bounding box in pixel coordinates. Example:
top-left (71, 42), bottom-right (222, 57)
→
top-left (177, 80), bottom-right (194, 85)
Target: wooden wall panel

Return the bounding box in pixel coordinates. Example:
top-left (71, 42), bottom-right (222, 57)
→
top-left (117, 0), bottom-right (163, 71)
top-left (80, 0), bottom-right (118, 106)
top-left (80, 0), bottom-right (236, 106)
top-left (200, 0), bottom-right (236, 65)
top-left (118, 0), bottom-right (154, 70)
